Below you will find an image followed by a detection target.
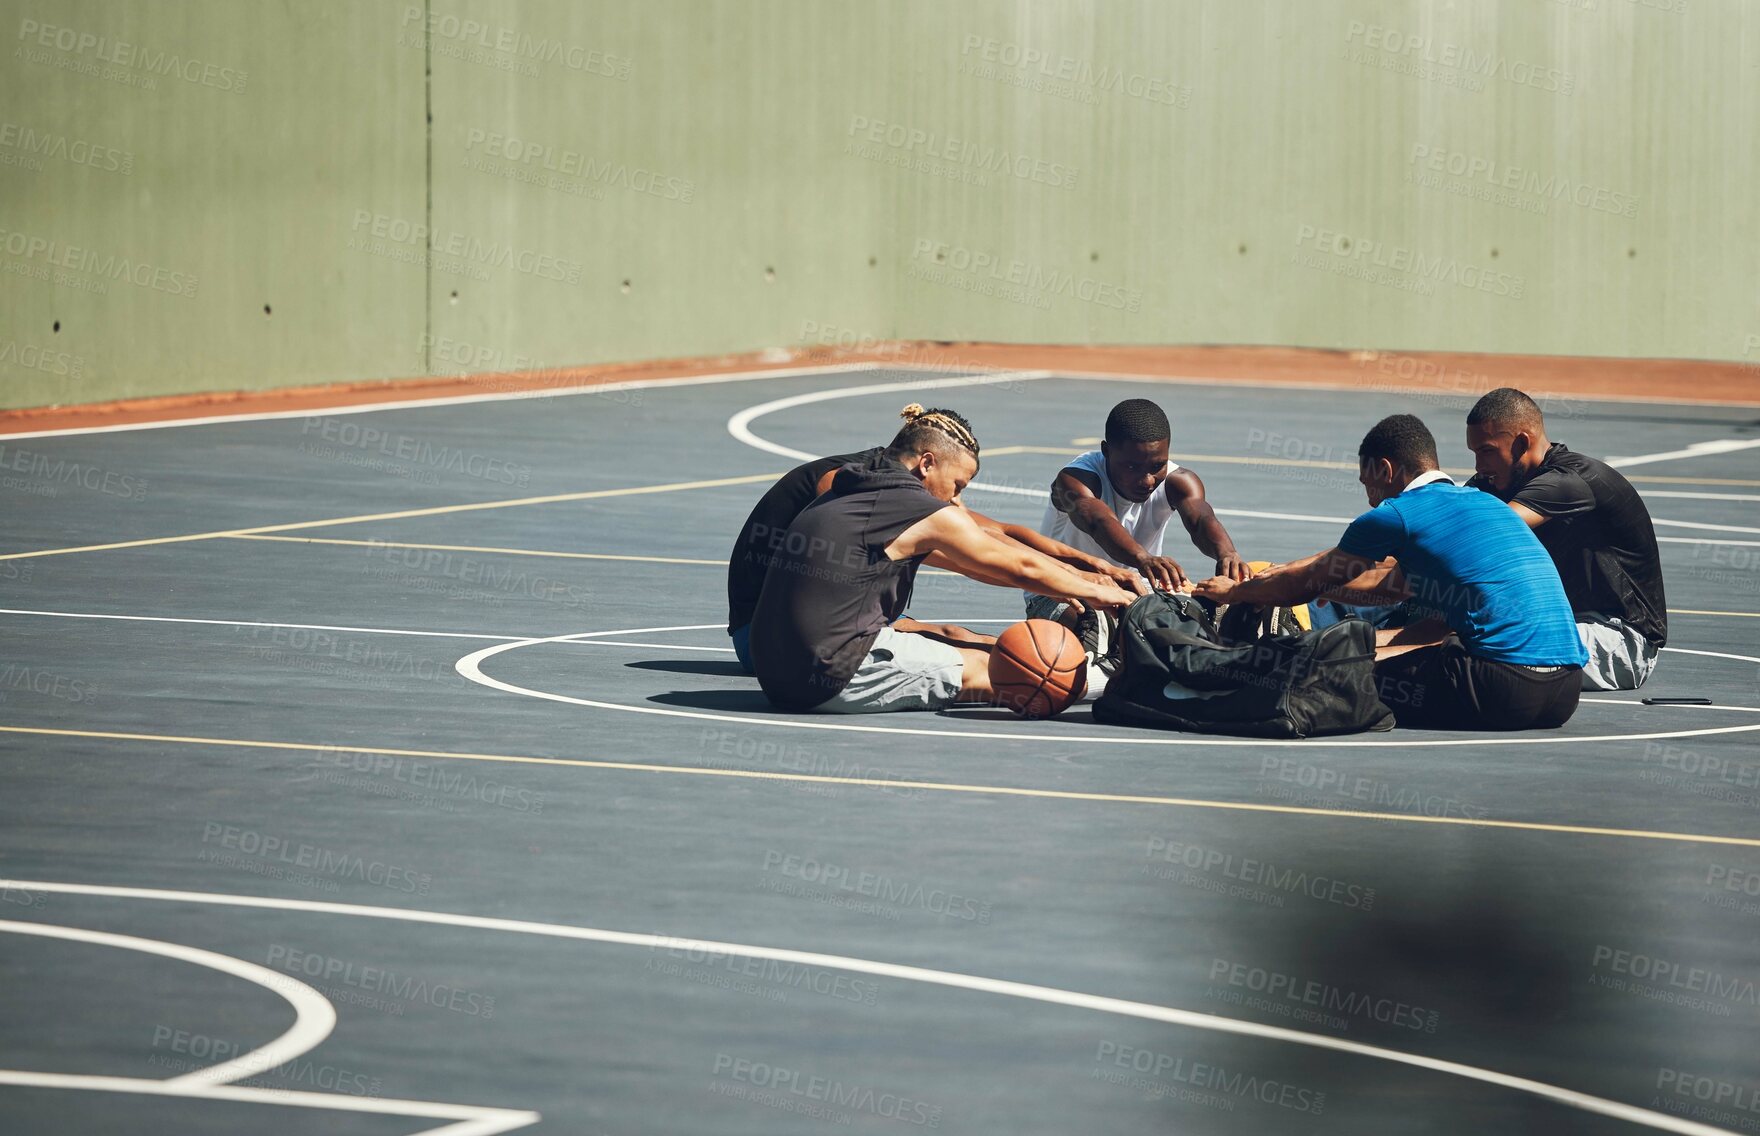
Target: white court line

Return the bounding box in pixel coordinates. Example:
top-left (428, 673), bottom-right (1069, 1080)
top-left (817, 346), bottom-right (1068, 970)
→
top-left (1652, 518), bottom-right (1760, 535)
top-left (1610, 439), bottom-right (1760, 469)
top-left (1662, 646), bottom-right (1760, 666)
top-left (966, 497), bottom-right (1756, 538)
top-left (0, 608), bottom-right (529, 642)
top-left (558, 639), bottom-right (736, 654)
top-left (455, 626), bottom-right (1760, 748)
top-left (0, 880), bottom-right (1740, 1136)
top-left (0, 919), bottom-right (335, 1087)
top-left (725, 375), bottom-right (1756, 537)
top-left (0, 608), bottom-right (813, 656)
top-left (1207, 507), bottom-right (1353, 524)
top-left (0, 362), bottom-right (887, 440)
top-left (725, 369), bottom-right (1052, 461)
top-left (729, 373), bottom-right (1357, 520)
top-left (1641, 490), bottom-right (1760, 502)
top-left (0, 1071), bottom-right (539, 1135)
top-left (0, 609), bottom-right (736, 655)
top-left (1658, 535), bottom-right (1760, 548)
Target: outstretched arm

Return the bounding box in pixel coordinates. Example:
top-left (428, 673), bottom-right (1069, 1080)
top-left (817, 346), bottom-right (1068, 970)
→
top-left (894, 507), bottom-right (1137, 610)
top-left (920, 550), bottom-right (1018, 591)
top-left (1164, 468), bottom-right (1249, 581)
top-left (1193, 547), bottom-right (1382, 608)
top-left (961, 502), bottom-right (1147, 593)
top-left (1321, 559), bottom-right (1410, 605)
top-left (1273, 550), bottom-right (1410, 605)
top-left (1051, 468), bottom-right (1190, 591)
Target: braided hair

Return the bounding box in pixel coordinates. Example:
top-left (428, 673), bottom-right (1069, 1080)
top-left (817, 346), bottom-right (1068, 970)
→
top-left (889, 403), bottom-right (980, 461)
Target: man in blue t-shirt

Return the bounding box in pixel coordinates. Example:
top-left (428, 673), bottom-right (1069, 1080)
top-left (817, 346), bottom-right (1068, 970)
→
top-left (1194, 414), bottom-right (1586, 730)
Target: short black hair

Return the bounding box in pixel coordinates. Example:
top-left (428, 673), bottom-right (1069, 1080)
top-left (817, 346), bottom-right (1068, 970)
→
top-left (888, 404), bottom-right (979, 462)
top-left (1104, 399), bottom-right (1170, 445)
top-left (1358, 414), bottom-right (1438, 473)
top-left (1466, 387), bottom-right (1543, 430)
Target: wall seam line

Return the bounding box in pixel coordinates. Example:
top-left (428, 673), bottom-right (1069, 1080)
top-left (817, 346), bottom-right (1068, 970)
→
top-left (422, 0), bottom-right (433, 375)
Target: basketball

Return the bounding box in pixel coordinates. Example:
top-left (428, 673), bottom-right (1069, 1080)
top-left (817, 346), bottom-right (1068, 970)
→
top-left (989, 619), bottom-right (1088, 719)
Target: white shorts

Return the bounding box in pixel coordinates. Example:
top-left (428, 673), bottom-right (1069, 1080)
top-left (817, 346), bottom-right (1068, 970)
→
top-left (1576, 613), bottom-right (1660, 691)
top-left (820, 627), bottom-right (965, 714)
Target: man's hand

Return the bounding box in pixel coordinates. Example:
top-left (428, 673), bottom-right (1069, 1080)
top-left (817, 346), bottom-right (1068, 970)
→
top-left (1090, 562), bottom-right (1148, 595)
top-left (1192, 575), bottom-right (1240, 603)
top-left (1067, 552), bottom-right (1142, 592)
top-left (1215, 553), bottom-right (1252, 582)
top-left (1135, 554), bottom-right (1191, 593)
top-left (1086, 580), bottom-right (1140, 611)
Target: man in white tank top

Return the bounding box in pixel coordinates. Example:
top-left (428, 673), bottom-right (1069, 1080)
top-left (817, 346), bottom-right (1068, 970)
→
top-left (1028, 399), bottom-right (1249, 624)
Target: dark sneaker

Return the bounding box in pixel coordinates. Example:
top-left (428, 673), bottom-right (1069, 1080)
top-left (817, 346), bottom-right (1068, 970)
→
top-left (1077, 607), bottom-right (1121, 676)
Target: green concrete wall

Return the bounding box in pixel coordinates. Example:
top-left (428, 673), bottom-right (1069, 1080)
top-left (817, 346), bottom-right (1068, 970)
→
top-left (0, 0), bottom-right (426, 409)
top-left (3, 0), bottom-right (1755, 409)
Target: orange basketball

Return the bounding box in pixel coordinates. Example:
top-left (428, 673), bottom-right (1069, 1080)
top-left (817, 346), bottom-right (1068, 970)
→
top-left (989, 619), bottom-right (1088, 719)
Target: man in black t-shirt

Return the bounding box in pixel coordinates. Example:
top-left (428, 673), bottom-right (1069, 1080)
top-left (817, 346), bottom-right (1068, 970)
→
top-left (1465, 388), bottom-right (1668, 690)
top-left (750, 406), bottom-right (1137, 713)
top-left (727, 447), bottom-right (880, 669)
top-left (727, 430), bottom-right (1139, 672)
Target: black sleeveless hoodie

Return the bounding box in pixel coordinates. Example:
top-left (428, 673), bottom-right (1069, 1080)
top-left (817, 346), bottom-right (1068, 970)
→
top-left (750, 452), bottom-right (950, 710)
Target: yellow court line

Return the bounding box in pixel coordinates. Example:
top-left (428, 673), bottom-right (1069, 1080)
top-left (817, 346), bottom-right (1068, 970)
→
top-left (0, 472), bottom-right (782, 562)
top-left (1003, 446), bottom-right (1357, 471)
top-left (232, 533), bottom-right (967, 577)
top-left (4, 724), bottom-right (1758, 849)
top-left (1669, 608), bottom-right (1760, 618)
top-left (231, 534), bottom-right (727, 566)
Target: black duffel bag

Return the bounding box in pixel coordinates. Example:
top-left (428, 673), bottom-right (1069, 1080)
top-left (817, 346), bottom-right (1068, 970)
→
top-left (1092, 592), bottom-right (1395, 738)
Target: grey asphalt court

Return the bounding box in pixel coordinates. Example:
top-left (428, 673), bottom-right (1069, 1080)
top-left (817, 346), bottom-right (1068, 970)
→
top-left (2, 363), bottom-right (1759, 1135)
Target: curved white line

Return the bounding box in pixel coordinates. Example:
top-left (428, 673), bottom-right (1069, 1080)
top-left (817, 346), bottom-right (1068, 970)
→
top-left (726, 370), bottom-right (1051, 461)
top-left (0, 880), bottom-right (1737, 1136)
top-left (455, 626), bottom-right (1760, 749)
top-left (0, 919), bottom-right (334, 1087)
top-left (727, 374), bottom-right (1756, 538)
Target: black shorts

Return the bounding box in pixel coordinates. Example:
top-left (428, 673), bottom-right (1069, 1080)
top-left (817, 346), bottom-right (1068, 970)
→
top-left (1372, 634), bottom-right (1581, 731)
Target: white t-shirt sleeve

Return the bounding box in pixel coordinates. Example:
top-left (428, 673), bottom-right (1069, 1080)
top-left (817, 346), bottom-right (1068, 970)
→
top-left (1060, 451), bottom-right (1177, 479)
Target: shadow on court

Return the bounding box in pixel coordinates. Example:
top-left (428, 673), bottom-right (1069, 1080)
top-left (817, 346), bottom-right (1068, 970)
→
top-left (623, 659), bottom-right (751, 678)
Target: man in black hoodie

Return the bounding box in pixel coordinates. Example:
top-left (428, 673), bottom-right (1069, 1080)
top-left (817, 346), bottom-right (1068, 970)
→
top-left (727, 435), bottom-right (1137, 673)
top-left (750, 405), bottom-right (1138, 713)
